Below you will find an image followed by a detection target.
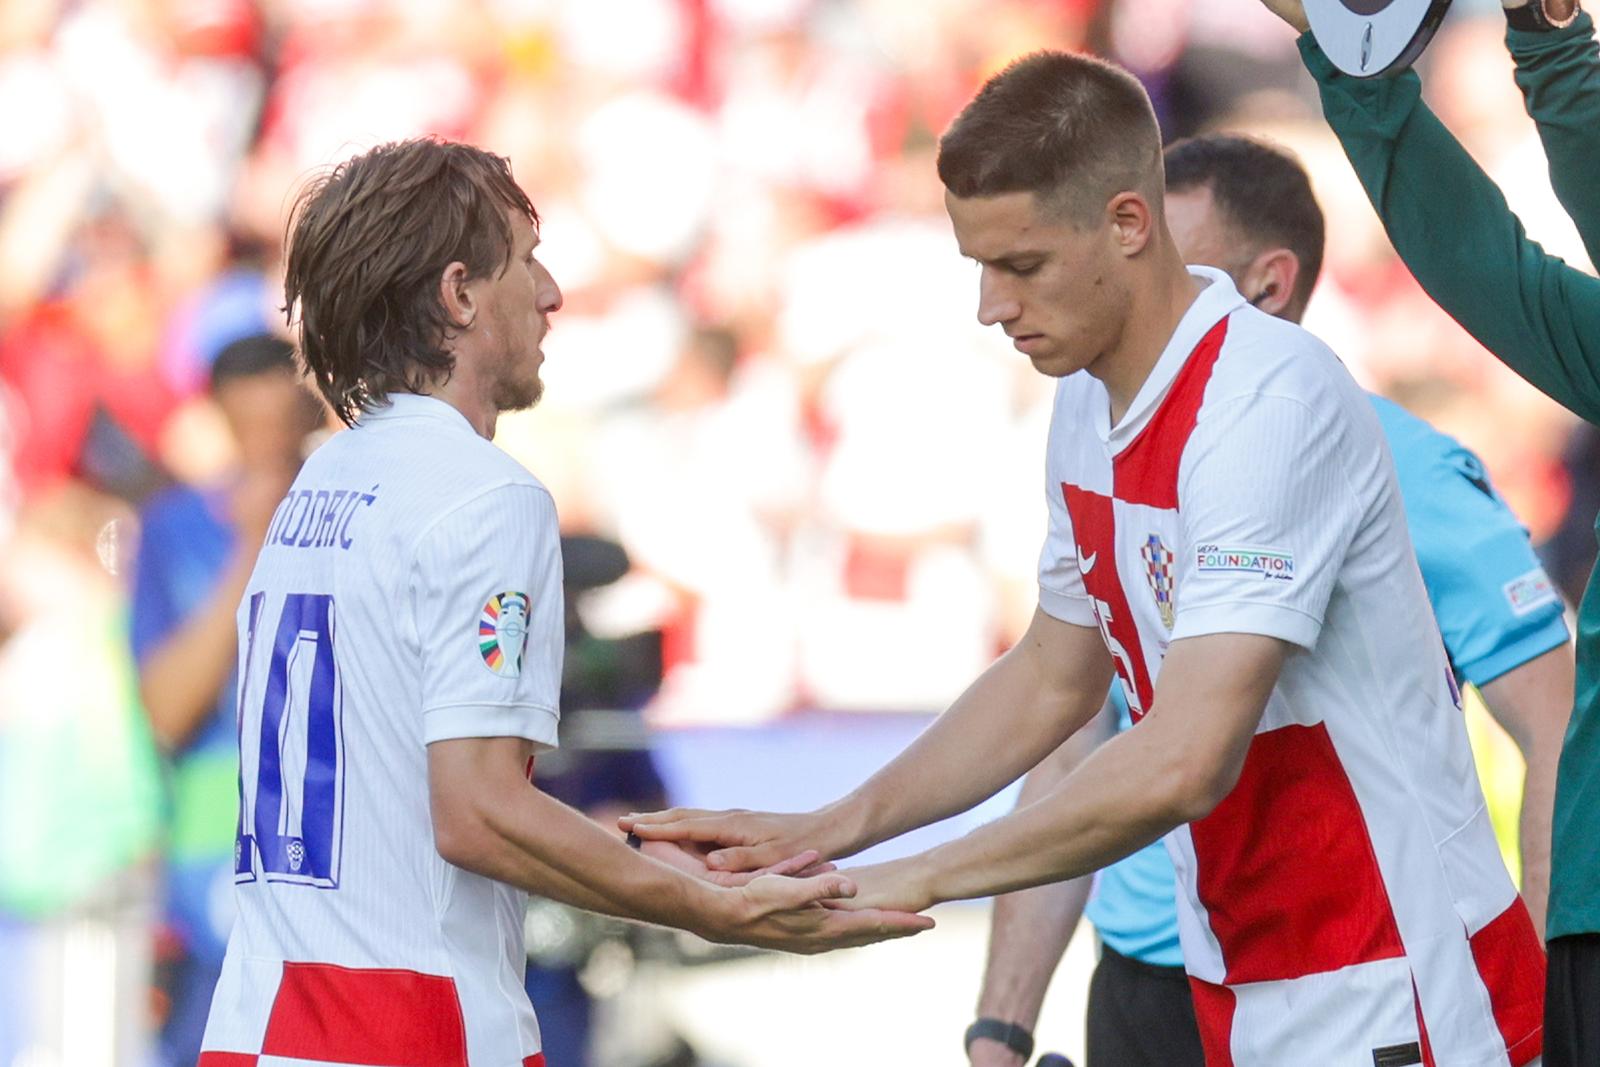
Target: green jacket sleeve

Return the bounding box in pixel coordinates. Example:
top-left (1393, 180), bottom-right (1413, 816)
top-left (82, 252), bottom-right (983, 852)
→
top-left (1509, 12), bottom-right (1600, 267)
top-left (1304, 32), bottom-right (1600, 424)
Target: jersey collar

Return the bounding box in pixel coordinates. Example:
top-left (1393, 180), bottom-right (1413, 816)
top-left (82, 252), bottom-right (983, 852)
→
top-left (357, 392), bottom-right (478, 436)
top-left (1098, 265), bottom-right (1246, 449)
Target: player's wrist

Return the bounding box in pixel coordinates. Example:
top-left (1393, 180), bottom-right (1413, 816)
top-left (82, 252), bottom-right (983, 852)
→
top-left (915, 839), bottom-right (980, 908)
top-left (692, 884), bottom-right (746, 943)
top-left (903, 852), bottom-right (945, 910)
top-left (815, 795), bottom-right (873, 859)
top-left (659, 861), bottom-right (734, 942)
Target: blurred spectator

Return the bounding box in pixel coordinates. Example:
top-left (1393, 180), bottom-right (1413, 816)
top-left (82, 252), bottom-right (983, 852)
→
top-left (0, 485), bottom-right (163, 1067)
top-left (128, 335), bottom-right (322, 1067)
top-left (0, 206), bottom-right (180, 503)
top-left (584, 326), bottom-right (811, 721)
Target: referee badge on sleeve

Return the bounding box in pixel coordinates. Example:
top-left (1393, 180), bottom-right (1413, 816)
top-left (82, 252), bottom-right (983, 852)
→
top-left (478, 591), bottom-right (531, 677)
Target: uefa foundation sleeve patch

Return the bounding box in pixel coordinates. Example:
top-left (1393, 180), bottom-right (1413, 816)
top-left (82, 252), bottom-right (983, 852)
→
top-left (479, 591), bottom-right (532, 676)
top-left (1194, 545), bottom-right (1296, 582)
top-left (1502, 567), bottom-right (1558, 616)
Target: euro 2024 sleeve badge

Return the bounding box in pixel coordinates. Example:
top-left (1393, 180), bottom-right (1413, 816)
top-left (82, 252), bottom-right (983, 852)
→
top-left (479, 591), bottom-right (531, 677)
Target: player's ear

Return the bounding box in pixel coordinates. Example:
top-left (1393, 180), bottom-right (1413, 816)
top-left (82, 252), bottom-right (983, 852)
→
top-left (439, 260), bottom-right (476, 332)
top-left (1244, 248), bottom-right (1299, 319)
top-left (1107, 191), bottom-right (1155, 257)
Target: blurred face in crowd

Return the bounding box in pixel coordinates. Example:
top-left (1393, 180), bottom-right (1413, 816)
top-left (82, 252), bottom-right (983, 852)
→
top-left (213, 369), bottom-right (324, 473)
top-left (462, 208), bottom-right (563, 413)
top-left (946, 188), bottom-right (1133, 380)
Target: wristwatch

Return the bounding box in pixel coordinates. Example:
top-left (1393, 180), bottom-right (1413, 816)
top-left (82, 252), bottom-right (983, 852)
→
top-left (964, 1018), bottom-right (1035, 1062)
top-left (1505, 0), bottom-right (1580, 31)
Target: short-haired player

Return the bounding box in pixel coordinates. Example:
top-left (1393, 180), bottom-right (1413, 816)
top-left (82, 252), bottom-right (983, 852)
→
top-left (627, 54), bottom-right (1550, 1066)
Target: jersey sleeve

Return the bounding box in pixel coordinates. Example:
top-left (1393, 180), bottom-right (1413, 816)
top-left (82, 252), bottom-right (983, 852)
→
top-left (411, 483), bottom-right (563, 748)
top-left (1399, 443), bottom-right (1570, 687)
top-left (1172, 394), bottom-right (1360, 649)
top-left (1037, 461), bottom-right (1096, 626)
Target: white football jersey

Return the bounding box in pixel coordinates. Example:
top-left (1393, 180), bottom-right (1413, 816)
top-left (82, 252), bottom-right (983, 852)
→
top-left (1039, 269), bottom-right (1545, 1067)
top-left (200, 394), bottom-right (562, 1067)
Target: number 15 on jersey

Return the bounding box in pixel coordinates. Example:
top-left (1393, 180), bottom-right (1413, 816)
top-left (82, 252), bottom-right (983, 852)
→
top-left (234, 591), bottom-right (347, 889)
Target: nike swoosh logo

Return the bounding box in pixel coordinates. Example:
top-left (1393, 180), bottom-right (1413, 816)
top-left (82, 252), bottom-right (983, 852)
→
top-left (1077, 547), bottom-right (1097, 574)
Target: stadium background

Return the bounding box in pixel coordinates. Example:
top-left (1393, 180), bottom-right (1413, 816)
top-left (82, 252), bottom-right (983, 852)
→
top-left (0, 0), bottom-right (1593, 1063)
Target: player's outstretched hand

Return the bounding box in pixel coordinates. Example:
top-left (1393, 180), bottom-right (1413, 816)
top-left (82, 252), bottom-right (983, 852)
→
top-left (1257, 0), bottom-right (1310, 33)
top-left (621, 807), bottom-right (835, 874)
top-left (639, 837), bottom-right (835, 887)
top-left (710, 871), bottom-right (935, 954)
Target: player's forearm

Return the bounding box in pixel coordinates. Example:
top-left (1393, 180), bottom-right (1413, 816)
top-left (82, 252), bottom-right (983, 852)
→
top-left (441, 777), bottom-right (724, 936)
top-left (138, 552), bottom-right (255, 748)
top-left (916, 715), bottom-right (1200, 905)
top-left (466, 832), bottom-right (638, 917)
top-left (900, 635), bottom-right (1284, 906)
top-left (430, 736), bottom-right (731, 932)
top-left (833, 630), bottom-right (1112, 858)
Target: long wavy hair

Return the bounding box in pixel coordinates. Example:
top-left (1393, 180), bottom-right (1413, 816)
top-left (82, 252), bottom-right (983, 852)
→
top-left (282, 138), bottom-right (538, 425)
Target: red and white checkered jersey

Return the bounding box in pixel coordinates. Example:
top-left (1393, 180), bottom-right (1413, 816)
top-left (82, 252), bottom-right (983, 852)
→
top-left (1038, 269), bottom-right (1545, 1067)
top-left (199, 394), bottom-right (562, 1067)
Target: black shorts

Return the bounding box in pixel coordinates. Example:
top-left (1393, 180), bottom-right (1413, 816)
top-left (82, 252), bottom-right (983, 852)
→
top-left (1086, 945), bottom-right (1205, 1067)
top-left (1546, 932), bottom-right (1600, 1067)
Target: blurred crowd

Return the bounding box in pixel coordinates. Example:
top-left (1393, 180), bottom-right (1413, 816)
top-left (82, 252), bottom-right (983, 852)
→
top-left (0, 0), bottom-right (1596, 1065)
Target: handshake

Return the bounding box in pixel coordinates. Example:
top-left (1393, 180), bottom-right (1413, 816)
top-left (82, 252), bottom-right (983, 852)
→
top-left (616, 805), bottom-right (938, 955)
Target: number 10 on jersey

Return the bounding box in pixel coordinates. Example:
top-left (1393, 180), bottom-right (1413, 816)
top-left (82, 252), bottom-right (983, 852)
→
top-left (234, 591), bottom-right (346, 888)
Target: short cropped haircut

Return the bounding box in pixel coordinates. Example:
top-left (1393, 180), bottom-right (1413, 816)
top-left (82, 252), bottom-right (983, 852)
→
top-left (282, 137), bottom-right (538, 425)
top-left (209, 334), bottom-right (297, 393)
top-left (938, 51), bottom-right (1163, 223)
top-left (1164, 134), bottom-right (1325, 317)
